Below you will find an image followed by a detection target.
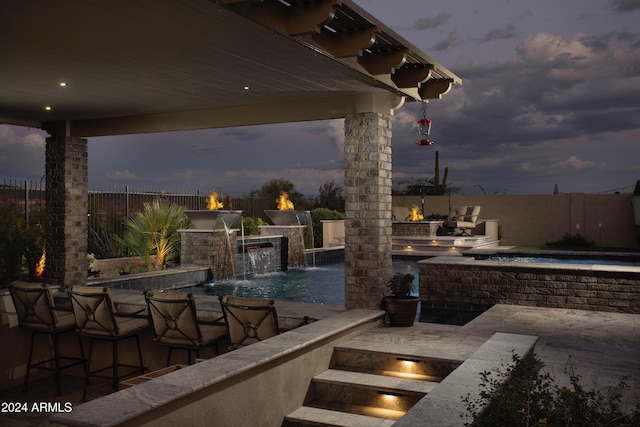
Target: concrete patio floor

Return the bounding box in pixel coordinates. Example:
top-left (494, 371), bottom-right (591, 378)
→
top-left (1, 303), bottom-right (638, 426)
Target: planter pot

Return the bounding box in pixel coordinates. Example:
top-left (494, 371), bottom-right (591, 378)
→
top-left (382, 296), bottom-right (419, 327)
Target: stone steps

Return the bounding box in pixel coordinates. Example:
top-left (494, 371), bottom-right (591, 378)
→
top-left (284, 342), bottom-right (457, 427)
top-left (392, 235), bottom-right (499, 256)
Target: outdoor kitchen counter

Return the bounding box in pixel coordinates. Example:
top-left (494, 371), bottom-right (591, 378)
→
top-left (52, 287), bottom-right (345, 330)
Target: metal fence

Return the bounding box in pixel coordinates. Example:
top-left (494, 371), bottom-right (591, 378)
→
top-left (0, 179), bottom-right (46, 224)
top-left (1, 180), bottom-right (276, 259)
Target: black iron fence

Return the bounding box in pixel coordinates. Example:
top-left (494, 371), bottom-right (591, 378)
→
top-left (1, 180), bottom-right (276, 259)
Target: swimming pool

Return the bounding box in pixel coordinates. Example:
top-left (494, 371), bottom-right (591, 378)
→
top-left (176, 260), bottom-right (421, 305)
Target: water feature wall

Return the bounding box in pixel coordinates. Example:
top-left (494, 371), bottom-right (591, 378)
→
top-left (260, 225), bottom-right (306, 267)
top-left (419, 255), bottom-right (640, 314)
top-left (236, 235), bottom-right (283, 277)
top-left (262, 210), bottom-right (312, 267)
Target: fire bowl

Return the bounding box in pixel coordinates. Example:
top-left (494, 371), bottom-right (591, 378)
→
top-left (264, 210), bottom-right (311, 226)
top-left (185, 210), bottom-right (243, 230)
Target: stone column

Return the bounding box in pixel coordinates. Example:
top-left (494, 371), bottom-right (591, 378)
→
top-left (344, 112), bottom-right (393, 309)
top-left (45, 135), bottom-right (88, 289)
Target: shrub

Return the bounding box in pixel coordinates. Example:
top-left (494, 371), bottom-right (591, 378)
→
top-left (462, 352), bottom-right (640, 427)
top-left (242, 216), bottom-right (265, 235)
top-left (310, 208), bottom-right (344, 248)
top-left (546, 233), bottom-right (595, 248)
top-left (0, 204), bottom-right (45, 284)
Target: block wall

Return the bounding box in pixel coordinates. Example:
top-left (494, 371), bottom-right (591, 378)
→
top-left (394, 193), bottom-right (638, 248)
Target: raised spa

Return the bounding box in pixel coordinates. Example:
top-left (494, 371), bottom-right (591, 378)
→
top-left (419, 250), bottom-right (640, 315)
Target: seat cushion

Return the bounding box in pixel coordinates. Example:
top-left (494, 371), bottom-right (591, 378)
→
top-left (115, 316), bottom-right (149, 336)
top-left (53, 310), bottom-right (78, 330)
top-left (449, 220), bottom-right (476, 228)
top-left (199, 323), bottom-right (228, 346)
top-left (448, 206), bottom-right (467, 220)
top-left (464, 206), bottom-right (480, 222)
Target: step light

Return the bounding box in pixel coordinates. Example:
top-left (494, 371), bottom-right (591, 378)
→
top-left (396, 357), bottom-right (421, 363)
top-left (378, 391), bottom-right (404, 398)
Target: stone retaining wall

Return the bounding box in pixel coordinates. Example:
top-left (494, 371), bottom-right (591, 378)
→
top-left (392, 221), bottom-right (444, 237)
top-left (180, 229), bottom-right (237, 279)
top-left (419, 257), bottom-right (640, 314)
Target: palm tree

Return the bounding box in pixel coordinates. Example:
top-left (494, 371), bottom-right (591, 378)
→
top-left (115, 199), bottom-right (192, 270)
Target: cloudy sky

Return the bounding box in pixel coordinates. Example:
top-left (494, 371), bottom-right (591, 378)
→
top-left (1, 0), bottom-right (639, 196)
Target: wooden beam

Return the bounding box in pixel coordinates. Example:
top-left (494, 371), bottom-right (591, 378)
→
top-left (419, 78), bottom-right (454, 99)
top-left (249, 0), bottom-right (338, 35)
top-left (357, 48), bottom-right (407, 75)
top-left (391, 64), bottom-right (433, 88)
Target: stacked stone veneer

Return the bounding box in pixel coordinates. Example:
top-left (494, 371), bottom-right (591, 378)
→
top-left (180, 230), bottom-right (237, 280)
top-left (392, 221), bottom-right (444, 237)
top-left (420, 257), bottom-right (640, 314)
top-left (45, 136), bottom-right (88, 288)
top-left (260, 225), bottom-right (306, 267)
top-left (344, 112), bottom-right (393, 309)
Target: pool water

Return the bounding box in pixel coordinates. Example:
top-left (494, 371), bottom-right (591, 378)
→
top-left (180, 260), bottom-right (420, 305)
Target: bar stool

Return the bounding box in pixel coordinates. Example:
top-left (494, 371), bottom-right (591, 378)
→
top-left (9, 281), bottom-right (85, 396)
top-left (68, 286), bottom-right (148, 401)
top-left (145, 291), bottom-right (228, 365)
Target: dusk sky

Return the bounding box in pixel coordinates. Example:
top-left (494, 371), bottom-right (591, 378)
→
top-left (1, 0), bottom-right (639, 196)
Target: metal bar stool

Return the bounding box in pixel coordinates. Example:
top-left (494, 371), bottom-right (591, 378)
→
top-left (9, 281), bottom-right (85, 396)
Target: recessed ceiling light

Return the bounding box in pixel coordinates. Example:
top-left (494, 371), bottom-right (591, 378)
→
top-left (59, 82), bottom-right (67, 87)
top-left (243, 85), bottom-right (250, 90)
top-left (44, 106), bottom-right (52, 111)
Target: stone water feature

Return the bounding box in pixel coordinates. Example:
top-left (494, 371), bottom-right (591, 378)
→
top-left (180, 210), bottom-right (242, 280)
top-left (180, 210), bottom-right (284, 280)
top-left (261, 210), bottom-right (311, 267)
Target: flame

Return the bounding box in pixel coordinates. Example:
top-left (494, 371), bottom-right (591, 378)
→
top-left (35, 249), bottom-right (45, 279)
top-left (276, 192), bottom-right (294, 210)
top-left (409, 205), bottom-right (423, 221)
top-left (207, 191), bottom-right (223, 210)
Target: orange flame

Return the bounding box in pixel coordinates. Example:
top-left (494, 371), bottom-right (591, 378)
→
top-left (276, 192), bottom-right (294, 210)
top-left (34, 249), bottom-right (45, 279)
top-left (409, 205), bottom-right (423, 221)
top-left (207, 191), bottom-right (223, 210)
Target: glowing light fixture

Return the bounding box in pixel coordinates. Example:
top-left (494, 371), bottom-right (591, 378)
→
top-left (378, 391), bottom-right (403, 397)
top-left (396, 357), bottom-right (420, 363)
top-left (243, 85), bottom-right (250, 90)
top-left (59, 82), bottom-right (67, 87)
top-left (44, 106), bottom-right (52, 111)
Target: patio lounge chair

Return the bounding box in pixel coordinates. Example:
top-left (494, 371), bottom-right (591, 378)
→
top-left (218, 295), bottom-right (280, 350)
top-left (145, 291), bottom-right (228, 365)
top-left (9, 281), bottom-right (85, 396)
top-left (446, 205), bottom-right (481, 235)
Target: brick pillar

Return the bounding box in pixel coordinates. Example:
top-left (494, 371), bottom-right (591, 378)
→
top-left (344, 112), bottom-right (393, 309)
top-left (45, 135), bottom-right (88, 289)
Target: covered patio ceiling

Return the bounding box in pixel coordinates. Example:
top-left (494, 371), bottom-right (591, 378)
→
top-left (0, 0), bottom-right (461, 138)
